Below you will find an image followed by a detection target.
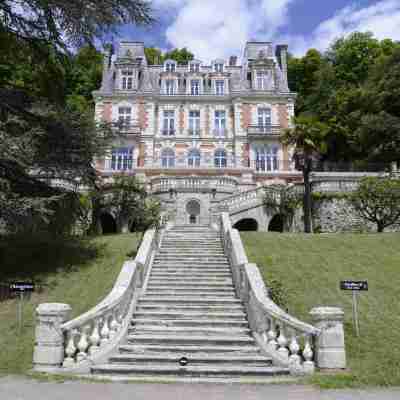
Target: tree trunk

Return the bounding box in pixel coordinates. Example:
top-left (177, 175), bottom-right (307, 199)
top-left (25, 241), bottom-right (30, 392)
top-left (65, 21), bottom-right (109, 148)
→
top-left (303, 155), bottom-right (312, 234)
top-left (377, 223), bottom-right (384, 233)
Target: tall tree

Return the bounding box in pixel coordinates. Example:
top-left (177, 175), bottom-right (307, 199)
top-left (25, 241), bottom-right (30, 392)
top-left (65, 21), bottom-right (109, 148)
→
top-left (163, 48), bottom-right (194, 64)
top-left (281, 115), bottom-right (329, 233)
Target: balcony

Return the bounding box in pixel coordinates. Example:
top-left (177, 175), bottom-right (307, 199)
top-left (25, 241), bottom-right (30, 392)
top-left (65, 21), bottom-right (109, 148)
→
top-left (159, 89), bottom-right (229, 97)
top-left (113, 123), bottom-right (141, 136)
top-left (188, 129), bottom-right (201, 136)
top-left (161, 129), bottom-right (176, 136)
top-left (247, 125), bottom-right (281, 138)
top-left (249, 159), bottom-right (294, 173)
top-left (150, 176), bottom-right (238, 194)
top-left (213, 128), bottom-right (227, 137)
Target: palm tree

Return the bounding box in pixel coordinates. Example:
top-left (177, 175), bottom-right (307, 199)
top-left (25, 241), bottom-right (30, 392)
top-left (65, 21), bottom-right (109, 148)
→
top-left (281, 115), bottom-right (329, 233)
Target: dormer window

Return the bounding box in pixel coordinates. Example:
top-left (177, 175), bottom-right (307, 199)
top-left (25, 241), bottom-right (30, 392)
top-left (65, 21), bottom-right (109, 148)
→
top-left (121, 69), bottom-right (134, 90)
top-left (189, 63), bottom-right (200, 73)
top-left (165, 62), bottom-right (176, 73)
top-left (214, 63), bottom-right (224, 73)
top-left (256, 71), bottom-right (267, 90)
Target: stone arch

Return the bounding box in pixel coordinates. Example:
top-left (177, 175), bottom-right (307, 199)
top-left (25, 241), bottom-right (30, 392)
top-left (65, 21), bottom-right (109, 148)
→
top-left (100, 212), bottom-right (117, 234)
top-left (186, 199), bottom-right (201, 224)
top-left (233, 218), bottom-right (258, 231)
top-left (268, 214), bottom-right (284, 232)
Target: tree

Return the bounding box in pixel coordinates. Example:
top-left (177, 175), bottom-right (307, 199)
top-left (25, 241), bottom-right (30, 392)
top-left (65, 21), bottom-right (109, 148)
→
top-left (163, 48), bottom-right (194, 64)
top-left (0, 0), bottom-right (154, 234)
top-left (145, 47), bottom-right (163, 65)
top-left (351, 176), bottom-right (400, 232)
top-left (281, 115), bottom-right (329, 233)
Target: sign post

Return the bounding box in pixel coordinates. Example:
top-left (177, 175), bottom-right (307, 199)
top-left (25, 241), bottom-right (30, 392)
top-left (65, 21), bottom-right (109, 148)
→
top-left (9, 282), bottom-right (35, 333)
top-left (340, 280), bottom-right (368, 337)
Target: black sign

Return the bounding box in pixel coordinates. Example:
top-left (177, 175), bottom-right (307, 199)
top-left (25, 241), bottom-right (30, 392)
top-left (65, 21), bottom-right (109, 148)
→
top-left (340, 281), bottom-right (368, 291)
top-left (9, 282), bottom-right (35, 292)
top-left (178, 357), bottom-right (189, 367)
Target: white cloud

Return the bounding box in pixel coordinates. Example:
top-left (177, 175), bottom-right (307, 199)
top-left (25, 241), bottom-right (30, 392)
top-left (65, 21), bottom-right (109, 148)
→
top-left (159, 0), bottom-right (294, 63)
top-left (287, 0), bottom-right (400, 56)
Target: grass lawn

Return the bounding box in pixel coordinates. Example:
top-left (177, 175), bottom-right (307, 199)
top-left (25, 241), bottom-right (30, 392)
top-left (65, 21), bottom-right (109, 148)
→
top-left (0, 233), bottom-right (139, 375)
top-left (242, 232), bottom-right (400, 388)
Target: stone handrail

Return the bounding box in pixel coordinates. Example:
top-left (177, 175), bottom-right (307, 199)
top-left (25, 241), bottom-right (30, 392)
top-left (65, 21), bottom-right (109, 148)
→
top-left (220, 212), bottom-right (320, 374)
top-left (33, 215), bottom-right (165, 373)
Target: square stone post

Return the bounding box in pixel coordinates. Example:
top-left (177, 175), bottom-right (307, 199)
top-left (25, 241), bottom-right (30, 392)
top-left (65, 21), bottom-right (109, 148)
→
top-left (310, 307), bottom-right (346, 369)
top-left (33, 303), bottom-right (71, 372)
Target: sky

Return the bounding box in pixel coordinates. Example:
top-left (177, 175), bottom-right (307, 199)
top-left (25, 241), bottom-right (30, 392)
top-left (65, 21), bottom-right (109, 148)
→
top-left (117, 0), bottom-right (400, 62)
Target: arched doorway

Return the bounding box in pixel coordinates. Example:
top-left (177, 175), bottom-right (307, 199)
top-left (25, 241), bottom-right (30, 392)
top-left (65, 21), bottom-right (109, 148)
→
top-left (100, 213), bottom-right (117, 234)
top-left (233, 219), bottom-right (258, 231)
top-left (186, 200), bottom-right (201, 224)
top-left (268, 214), bottom-right (284, 232)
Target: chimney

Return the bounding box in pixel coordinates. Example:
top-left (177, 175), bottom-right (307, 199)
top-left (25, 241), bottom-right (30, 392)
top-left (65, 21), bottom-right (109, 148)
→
top-left (101, 44), bottom-right (114, 91)
top-left (229, 56), bottom-right (238, 66)
top-left (276, 44), bottom-right (288, 90)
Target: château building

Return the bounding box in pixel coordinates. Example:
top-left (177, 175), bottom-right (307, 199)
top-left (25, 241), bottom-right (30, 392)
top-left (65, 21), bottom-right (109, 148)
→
top-left (93, 41), bottom-right (300, 227)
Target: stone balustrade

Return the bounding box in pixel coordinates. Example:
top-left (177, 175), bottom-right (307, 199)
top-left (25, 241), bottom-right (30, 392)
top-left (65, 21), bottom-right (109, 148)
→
top-left (150, 176), bottom-right (238, 194)
top-left (219, 212), bottom-right (346, 374)
top-left (33, 214), bottom-right (166, 373)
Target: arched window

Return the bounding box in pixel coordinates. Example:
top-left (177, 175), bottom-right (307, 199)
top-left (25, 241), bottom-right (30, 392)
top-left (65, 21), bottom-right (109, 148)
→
top-left (161, 148), bottom-right (175, 168)
top-left (188, 149), bottom-right (201, 168)
top-left (214, 149), bottom-right (227, 168)
top-left (255, 146), bottom-right (279, 171)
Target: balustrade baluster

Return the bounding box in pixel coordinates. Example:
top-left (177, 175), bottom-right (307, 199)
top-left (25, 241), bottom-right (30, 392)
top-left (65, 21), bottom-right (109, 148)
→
top-left (289, 331), bottom-right (301, 365)
top-left (277, 324), bottom-right (289, 359)
top-left (302, 336), bottom-right (315, 373)
top-left (76, 326), bottom-right (89, 362)
top-left (100, 315), bottom-right (110, 344)
top-left (89, 320), bottom-right (101, 355)
top-left (267, 319), bottom-right (278, 350)
top-left (109, 310), bottom-right (119, 339)
top-left (63, 330), bottom-right (77, 367)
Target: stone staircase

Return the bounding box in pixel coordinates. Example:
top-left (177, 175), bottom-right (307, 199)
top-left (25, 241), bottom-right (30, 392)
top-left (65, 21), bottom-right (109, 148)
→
top-left (92, 225), bottom-right (290, 379)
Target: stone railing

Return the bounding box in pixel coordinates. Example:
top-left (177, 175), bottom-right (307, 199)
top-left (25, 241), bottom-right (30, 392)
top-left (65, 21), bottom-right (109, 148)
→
top-left (213, 187), bottom-right (266, 213)
top-left (33, 215), bottom-right (166, 373)
top-left (220, 213), bottom-right (346, 374)
top-left (150, 176), bottom-right (238, 194)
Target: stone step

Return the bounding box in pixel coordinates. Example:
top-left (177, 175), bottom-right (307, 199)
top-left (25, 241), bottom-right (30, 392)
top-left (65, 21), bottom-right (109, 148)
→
top-left (128, 325), bottom-right (251, 336)
top-left (152, 261), bottom-right (230, 266)
top-left (125, 334), bottom-right (255, 346)
top-left (119, 344), bottom-right (260, 354)
top-left (146, 286), bottom-right (234, 292)
top-left (140, 297), bottom-right (242, 305)
top-left (91, 364), bottom-right (289, 377)
top-left (144, 290), bottom-right (236, 297)
top-left (147, 281), bottom-right (233, 287)
top-left (154, 256), bottom-right (228, 261)
top-left (136, 303), bottom-right (245, 311)
top-left (131, 318), bottom-right (248, 328)
top-left (133, 311), bottom-right (247, 321)
top-left (108, 354), bottom-right (272, 366)
top-left (150, 271), bottom-right (231, 276)
top-left (150, 273), bottom-right (232, 279)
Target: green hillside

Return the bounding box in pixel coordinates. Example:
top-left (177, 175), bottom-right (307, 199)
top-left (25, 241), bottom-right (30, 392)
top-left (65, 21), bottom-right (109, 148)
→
top-left (0, 234), bottom-right (139, 375)
top-left (242, 232), bottom-right (400, 387)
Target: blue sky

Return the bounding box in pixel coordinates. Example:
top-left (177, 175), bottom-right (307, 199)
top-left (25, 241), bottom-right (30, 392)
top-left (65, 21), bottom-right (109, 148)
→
top-left (117, 0), bottom-right (400, 61)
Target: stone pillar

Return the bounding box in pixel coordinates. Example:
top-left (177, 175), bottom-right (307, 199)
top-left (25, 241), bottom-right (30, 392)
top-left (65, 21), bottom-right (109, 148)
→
top-left (310, 307), bottom-right (346, 369)
top-left (33, 303), bottom-right (71, 372)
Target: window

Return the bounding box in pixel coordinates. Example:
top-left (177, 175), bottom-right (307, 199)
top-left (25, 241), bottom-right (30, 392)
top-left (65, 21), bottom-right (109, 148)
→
top-left (162, 110), bottom-right (175, 135)
top-left (188, 149), bottom-right (201, 167)
top-left (121, 70), bottom-right (134, 90)
top-left (190, 63), bottom-right (200, 73)
top-left (258, 108), bottom-right (271, 132)
top-left (165, 62), bottom-right (176, 72)
top-left (165, 79), bottom-right (175, 95)
top-left (118, 107), bottom-right (132, 127)
top-left (214, 110), bottom-right (226, 136)
top-left (189, 111), bottom-right (200, 135)
top-left (215, 80), bottom-right (225, 95)
top-left (191, 80), bottom-right (200, 95)
top-left (255, 146), bottom-right (279, 171)
top-left (111, 147), bottom-right (134, 171)
top-left (256, 71), bottom-right (267, 90)
top-left (214, 63), bottom-right (224, 73)
top-left (214, 149), bottom-right (227, 168)
top-left (161, 148), bottom-right (175, 168)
